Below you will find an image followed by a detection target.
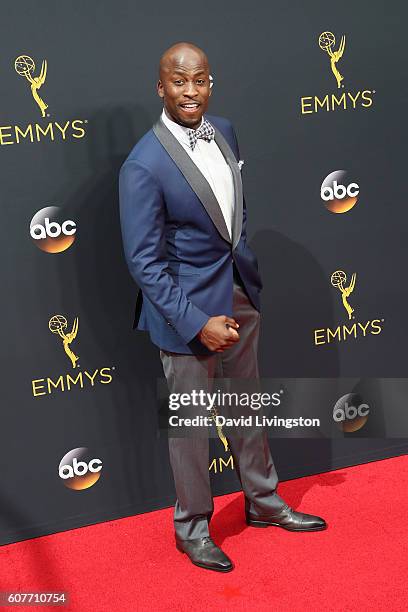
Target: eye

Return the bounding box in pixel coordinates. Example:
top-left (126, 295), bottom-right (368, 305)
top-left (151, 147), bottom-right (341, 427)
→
top-left (196, 79), bottom-right (205, 85)
top-left (174, 80), bottom-right (184, 85)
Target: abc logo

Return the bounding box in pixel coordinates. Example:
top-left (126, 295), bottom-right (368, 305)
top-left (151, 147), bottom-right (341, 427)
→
top-left (59, 447), bottom-right (102, 490)
top-left (333, 393), bottom-right (369, 433)
top-left (30, 206), bottom-right (76, 253)
top-left (321, 170), bottom-right (359, 213)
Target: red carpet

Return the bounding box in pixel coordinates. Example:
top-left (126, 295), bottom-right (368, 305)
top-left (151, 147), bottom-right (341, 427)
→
top-left (1, 456), bottom-right (408, 611)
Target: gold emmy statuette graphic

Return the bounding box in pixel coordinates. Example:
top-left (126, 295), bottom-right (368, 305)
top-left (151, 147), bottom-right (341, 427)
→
top-left (331, 270), bottom-right (356, 320)
top-left (15, 55), bottom-right (48, 117)
top-left (318, 31), bottom-right (346, 89)
top-left (209, 406), bottom-right (229, 452)
top-left (49, 315), bottom-right (79, 369)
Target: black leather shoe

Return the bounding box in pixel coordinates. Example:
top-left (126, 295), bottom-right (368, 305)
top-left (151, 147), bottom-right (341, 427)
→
top-left (246, 504), bottom-right (327, 532)
top-left (175, 535), bottom-right (234, 572)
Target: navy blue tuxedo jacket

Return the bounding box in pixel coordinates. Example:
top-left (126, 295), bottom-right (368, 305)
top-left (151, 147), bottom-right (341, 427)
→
top-left (119, 114), bottom-right (263, 355)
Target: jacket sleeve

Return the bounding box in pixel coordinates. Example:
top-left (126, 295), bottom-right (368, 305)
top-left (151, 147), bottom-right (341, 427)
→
top-left (119, 159), bottom-right (210, 344)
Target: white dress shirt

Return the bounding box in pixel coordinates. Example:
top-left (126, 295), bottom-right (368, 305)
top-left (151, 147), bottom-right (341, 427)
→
top-left (161, 108), bottom-right (235, 239)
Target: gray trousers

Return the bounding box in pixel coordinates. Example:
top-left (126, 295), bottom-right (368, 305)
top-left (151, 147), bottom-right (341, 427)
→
top-left (160, 275), bottom-right (285, 540)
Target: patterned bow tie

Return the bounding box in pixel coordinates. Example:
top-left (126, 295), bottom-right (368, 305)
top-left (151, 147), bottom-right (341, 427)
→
top-left (187, 119), bottom-right (215, 150)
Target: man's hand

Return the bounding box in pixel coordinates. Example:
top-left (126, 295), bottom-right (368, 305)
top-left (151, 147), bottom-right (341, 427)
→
top-left (197, 316), bottom-right (240, 352)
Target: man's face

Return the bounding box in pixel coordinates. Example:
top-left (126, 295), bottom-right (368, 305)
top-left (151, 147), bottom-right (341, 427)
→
top-left (157, 49), bottom-right (212, 129)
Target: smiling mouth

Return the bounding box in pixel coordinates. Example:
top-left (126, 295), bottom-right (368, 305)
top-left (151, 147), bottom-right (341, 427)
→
top-left (179, 102), bottom-right (200, 113)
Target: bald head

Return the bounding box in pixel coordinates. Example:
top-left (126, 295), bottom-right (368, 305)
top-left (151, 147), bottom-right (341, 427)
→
top-left (157, 42), bottom-right (212, 129)
top-left (159, 42), bottom-right (209, 78)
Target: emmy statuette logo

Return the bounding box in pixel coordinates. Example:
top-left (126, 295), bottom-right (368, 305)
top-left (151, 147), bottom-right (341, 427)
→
top-left (209, 406), bottom-right (229, 452)
top-left (15, 55), bottom-right (48, 117)
top-left (32, 313), bottom-right (115, 397)
top-left (318, 31), bottom-right (346, 89)
top-left (331, 270), bottom-right (356, 321)
top-left (49, 315), bottom-right (79, 369)
top-left (300, 30), bottom-right (375, 115)
top-left (208, 405), bottom-right (234, 474)
top-left (313, 271), bottom-right (384, 346)
top-left (1, 54), bottom-right (88, 147)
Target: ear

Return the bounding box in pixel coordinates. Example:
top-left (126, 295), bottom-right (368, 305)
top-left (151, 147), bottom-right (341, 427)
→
top-left (157, 80), bottom-right (164, 98)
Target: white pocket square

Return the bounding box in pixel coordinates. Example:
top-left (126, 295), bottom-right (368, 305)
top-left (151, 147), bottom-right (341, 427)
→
top-left (238, 159), bottom-right (244, 171)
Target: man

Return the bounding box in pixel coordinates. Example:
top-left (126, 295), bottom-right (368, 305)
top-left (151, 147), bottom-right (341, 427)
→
top-left (119, 42), bottom-right (326, 573)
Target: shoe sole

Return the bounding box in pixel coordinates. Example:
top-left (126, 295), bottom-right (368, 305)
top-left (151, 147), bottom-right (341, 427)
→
top-left (246, 519), bottom-right (327, 531)
top-left (176, 543), bottom-right (234, 572)
top-left (192, 560), bottom-right (234, 572)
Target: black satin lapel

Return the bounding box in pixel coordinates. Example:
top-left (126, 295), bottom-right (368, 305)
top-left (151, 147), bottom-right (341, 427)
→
top-left (153, 119), bottom-right (231, 244)
top-left (213, 127), bottom-right (243, 251)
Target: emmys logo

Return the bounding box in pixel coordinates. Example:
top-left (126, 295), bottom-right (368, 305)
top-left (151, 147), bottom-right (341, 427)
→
top-left (318, 32), bottom-right (346, 89)
top-left (300, 31), bottom-right (376, 115)
top-left (15, 55), bottom-right (48, 117)
top-left (31, 316), bottom-right (114, 398)
top-left (333, 393), bottom-right (370, 432)
top-left (209, 406), bottom-right (229, 452)
top-left (321, 171), bottom-right (359, 213)
top-left (209, 404), bottom-right (235, 475)
top-left (59, 448), bottom-right (102, 490)
top-left (313, 271), bottom-right (385, 346)
top-left (0, 54), bottom-right (87, 146)
top-left (30, 206), bottom-right (77, 253)
top-left (49, 315), bottom-right (79, 369)
top-left (210, 405), bottom-right (235, 474)
top-left (331, 270), bottom-right (356, 320)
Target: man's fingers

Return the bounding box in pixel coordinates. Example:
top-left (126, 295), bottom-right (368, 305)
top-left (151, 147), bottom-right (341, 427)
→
top-left (225, 328), bottom-right (240, 342)
top-left (224, 317), bottom-right (239, 328)
top-left (212, 340), bottom-right (235, 352)
top-left (216, 337), bottom-right (239, 350)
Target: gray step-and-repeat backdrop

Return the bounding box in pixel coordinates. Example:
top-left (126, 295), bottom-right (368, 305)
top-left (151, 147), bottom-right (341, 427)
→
top-left (1, 0), bottom-right (407, 545)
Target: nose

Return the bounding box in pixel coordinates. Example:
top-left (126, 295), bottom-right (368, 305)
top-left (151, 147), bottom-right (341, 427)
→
top-left (183, 81), bottom-right (199, 97)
